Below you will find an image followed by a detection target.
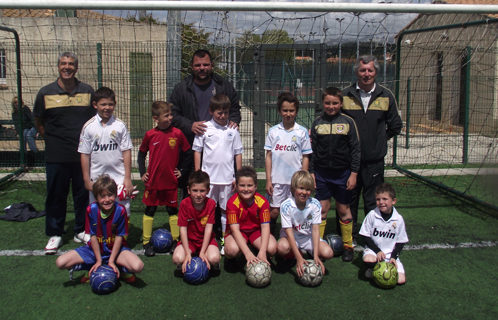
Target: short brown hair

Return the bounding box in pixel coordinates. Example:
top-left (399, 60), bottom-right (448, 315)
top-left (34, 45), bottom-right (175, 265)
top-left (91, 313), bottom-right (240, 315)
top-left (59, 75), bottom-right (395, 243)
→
top-left (92, 174), bottom-right (117, 199)
top-left (188, 170), bottom-right (210, 189)
top-left (290, 170), bottom-right (315, 194)
top-left (277, 92), bottom-right (299, 112)
top-left (151, 101), bottom-right (172, 117)
top-left (322, 87), bottom-right (343, 103)
top-left (375, 183), bottom-right (396, 200)
top-left (209, 94), bottom-right (230, 112)
top-left (191, 49), bottom-right (213, 64)
top-left (235, 166), bottom-right (257, 185)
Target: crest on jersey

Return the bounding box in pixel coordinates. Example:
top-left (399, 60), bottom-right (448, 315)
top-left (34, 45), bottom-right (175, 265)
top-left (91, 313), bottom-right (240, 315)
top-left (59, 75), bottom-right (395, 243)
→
top-left (77, 96), bottom-right (82, 103)
top-left (110, 130), bottom-right (117, 140)
top-left (307, 214), bottom-right (312, 220)
top-left (292, 136), bottom-right (297, 142)
top-left (201, 215), bottom-right (208, 226)
top-left (111, 223), bottom-right (117, 231)
top-left (392, 222), bottom-right (397, 229)
top-left (374, 99), bottom-right (381, 106)
top-left (337, 125), bottom-right (344, 133)
top-left (228, 132), bottom-right (234, 139)
top-left (212, 87), bottom-right (217, 96)
top-left (169, 137), bottom-right (177, 148)
top-left (94, 134), bottom-right (100, 139)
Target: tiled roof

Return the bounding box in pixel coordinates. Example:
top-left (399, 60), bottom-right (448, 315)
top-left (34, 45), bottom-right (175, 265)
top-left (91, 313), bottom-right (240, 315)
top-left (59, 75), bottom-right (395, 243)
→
top-left (1, 9), bottom-right (121, 20)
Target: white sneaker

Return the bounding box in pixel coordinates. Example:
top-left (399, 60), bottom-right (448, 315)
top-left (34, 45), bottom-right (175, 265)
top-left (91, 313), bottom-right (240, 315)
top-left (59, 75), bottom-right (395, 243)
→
top-left (220, 246), bottom-right (225, 256)
top-left (74, 231), bottom-right (90, 244)
top-left (45, 236), bottom-right (62, 255)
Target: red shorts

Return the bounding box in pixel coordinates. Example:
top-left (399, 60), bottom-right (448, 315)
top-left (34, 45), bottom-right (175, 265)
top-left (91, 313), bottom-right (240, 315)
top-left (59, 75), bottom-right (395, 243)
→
top-left (142, 188), bottom-right (178, 207)
top-left (225, 229), bottom-right (262, 245)
top-left (177, 237), bottom-right (218, 254)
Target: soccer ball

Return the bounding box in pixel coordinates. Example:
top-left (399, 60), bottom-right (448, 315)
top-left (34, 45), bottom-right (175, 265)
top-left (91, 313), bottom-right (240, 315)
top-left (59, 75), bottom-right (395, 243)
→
top-left (372, 261), bottom-right (398, 289)
top-left (245, 261), bottom-right (272, 288)
top-left (324, 233), bottom-right (344, 256)
top-left (150, 228), bottom-right (173, 253)
top-left (299, 260), bottom-right (324, 287)
top-left (184, 257), bottom-right (210, 285)
top-left (90, 265), bottom-right (117, 295)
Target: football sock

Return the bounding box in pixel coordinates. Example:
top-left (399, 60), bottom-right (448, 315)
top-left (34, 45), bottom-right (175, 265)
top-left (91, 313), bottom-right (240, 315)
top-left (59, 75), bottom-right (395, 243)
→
top-left (319, 220), bottom-right (327, 238)
top-left (143, 215), bottom-right (154, 245)
top-left (339, 218), bottom-right (353, 247)
top-left (365, 262), bottom-right (377, 269)
top-left (169, 215), bottom-right (179, 241)
top-left (221, 212), bottom-right (227, 235)
top-left (71, 263), bottom-right (92, 271)
top-left (270, 217), bottom-right (277, 236)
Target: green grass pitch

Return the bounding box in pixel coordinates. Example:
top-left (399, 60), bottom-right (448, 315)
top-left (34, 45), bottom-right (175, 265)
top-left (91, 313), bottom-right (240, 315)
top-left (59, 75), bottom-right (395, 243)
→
top-left (0, 177), bottom-right (497, 319)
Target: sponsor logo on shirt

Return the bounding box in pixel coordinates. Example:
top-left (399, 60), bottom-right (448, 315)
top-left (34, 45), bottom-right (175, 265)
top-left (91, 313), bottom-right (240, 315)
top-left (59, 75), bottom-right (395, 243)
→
top-left (275, 143), bottom-right (298, 152)
top-left (372, 228), bottom-right (395, 239)
top-left (293, 220), bottom-right (312, 231)
top-left (93, 140), bottom-right (118, 152)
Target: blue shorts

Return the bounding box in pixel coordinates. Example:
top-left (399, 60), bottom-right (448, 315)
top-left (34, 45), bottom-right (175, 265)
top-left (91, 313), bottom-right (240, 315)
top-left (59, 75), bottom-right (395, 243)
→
top-left (314, 168), bottom-right (352, 205)
top-left (75, 245), bottom-right (131, 265)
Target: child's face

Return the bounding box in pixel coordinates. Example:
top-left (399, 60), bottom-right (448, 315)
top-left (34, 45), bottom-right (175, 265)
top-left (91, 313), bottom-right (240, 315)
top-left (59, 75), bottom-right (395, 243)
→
top-left (375, 192), bottom-right (397, 214)
top-left (97, 189), bottom-right (116, 212)
top-left (93, 98), bottom-right (115, 122)
top-left (209, 109), bottom-right (229, 126)
top-left (322, 94), bottom-right (342, 117)
top-left (236, 176), bottom-right (257, 204)
top-left (154, 110), bottom-right (173, 130)
top-left (293, 184), bottom-right (311, 206)
top-left (279, 101), bottom-right (298, 127)
top-left (188, 182), bottom-right (210, 206)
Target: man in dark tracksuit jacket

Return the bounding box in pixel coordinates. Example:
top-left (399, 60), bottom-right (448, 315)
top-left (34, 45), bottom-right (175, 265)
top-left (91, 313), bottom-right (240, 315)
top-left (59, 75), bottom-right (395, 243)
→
top-left (341, 55), bottom-right (402, 244)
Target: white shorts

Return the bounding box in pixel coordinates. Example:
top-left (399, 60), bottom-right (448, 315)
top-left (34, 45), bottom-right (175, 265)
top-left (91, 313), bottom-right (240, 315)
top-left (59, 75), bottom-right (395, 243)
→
top-left (279, 231), bottom-right (326, 255)
top-left (207, 184), bottom-right (233, 210)
top-left (267, 183), bottom-right (292, 208)
top-left (89, 191), bottom-right (131, 217)
top-left (363, 248), bottom-right (405, 274)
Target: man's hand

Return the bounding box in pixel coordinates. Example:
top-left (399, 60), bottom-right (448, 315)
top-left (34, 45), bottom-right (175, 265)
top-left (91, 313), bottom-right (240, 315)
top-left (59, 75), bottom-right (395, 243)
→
top-left (192, 121), bottom-right (208, 135)
top-left (228, 121), bottom-right (239, 130)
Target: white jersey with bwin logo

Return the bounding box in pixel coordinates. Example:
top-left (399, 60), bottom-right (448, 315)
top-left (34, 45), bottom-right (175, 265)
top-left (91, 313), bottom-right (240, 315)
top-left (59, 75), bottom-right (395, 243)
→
top-left (78, 114), bottom-right (132, 185)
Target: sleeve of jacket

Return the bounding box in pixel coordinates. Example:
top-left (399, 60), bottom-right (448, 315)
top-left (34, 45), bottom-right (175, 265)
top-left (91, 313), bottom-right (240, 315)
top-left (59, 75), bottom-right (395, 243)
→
top-left (223, 79), bottom-right (241, 126)
top-left (385, 92), bottom-right (402, 141)
top-left (348, 118), bottom-right (361, 173)
top-left (170, 82), bottom-right (195, 136)
top-left (309, 121), bottom-right (317, 174)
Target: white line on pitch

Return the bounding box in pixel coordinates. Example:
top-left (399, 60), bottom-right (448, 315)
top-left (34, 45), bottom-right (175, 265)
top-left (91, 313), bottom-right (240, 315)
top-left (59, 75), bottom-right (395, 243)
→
top-left (0, 241), bottom-right (496, 256)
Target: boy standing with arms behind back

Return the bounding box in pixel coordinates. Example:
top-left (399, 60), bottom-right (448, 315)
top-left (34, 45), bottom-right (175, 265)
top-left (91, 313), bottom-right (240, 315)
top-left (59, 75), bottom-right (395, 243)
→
top-left (79, 87), bottom-right (134, 219)
top-left (138, 101), bottom-right (191, 257)
top-left (192, 94), bottom-right (243, 255)
top-left (264, 92), bottom-right (312, 235)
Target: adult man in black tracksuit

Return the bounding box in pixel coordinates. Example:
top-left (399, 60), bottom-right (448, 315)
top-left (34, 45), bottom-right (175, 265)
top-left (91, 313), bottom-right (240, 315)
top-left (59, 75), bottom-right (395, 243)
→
top-left (341, 55), bottom-right (402, 245)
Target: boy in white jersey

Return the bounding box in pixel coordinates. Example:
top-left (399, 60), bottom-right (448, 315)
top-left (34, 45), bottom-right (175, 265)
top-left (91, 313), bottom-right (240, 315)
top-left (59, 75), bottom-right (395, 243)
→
top-left (264, 92), bottom-right (312, 235)
top-left (79, 87), bottom-right (133, 219)
top-left (192, 94), bottom-right (243, 255)
top-left (277, 171), bottom-right (333, 276)
top-left (360, 183), bottom-right (408, 284)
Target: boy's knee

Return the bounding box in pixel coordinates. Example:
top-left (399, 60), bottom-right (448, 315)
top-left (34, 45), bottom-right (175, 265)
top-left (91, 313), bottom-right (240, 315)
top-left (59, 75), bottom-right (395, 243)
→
top-left (133, 260), bottom-right (144, 273)
top-left (270, 208), bottom-right (279, 220)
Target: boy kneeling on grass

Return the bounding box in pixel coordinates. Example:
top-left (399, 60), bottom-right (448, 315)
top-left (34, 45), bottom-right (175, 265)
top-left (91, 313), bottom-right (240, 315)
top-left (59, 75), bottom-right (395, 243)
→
top-left (223, 166), bottom-right (277, 272)
top-left (360, 183), bottom-right (408, 284)
top-left (276, 171), bottom-right (333, 275)
top-left (172, 170), bottom-right (220, 272)
top-left (56, 175), bottom-right (143, 283)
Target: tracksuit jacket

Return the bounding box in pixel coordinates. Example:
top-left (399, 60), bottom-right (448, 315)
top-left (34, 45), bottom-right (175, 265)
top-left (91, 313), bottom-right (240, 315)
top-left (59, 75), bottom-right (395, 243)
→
top-left (342, 84), bottom-right (402, 163)
top-left (309, 111), bottom-right (361, 174)
top-left (170, 73), bottom-right (241, 144)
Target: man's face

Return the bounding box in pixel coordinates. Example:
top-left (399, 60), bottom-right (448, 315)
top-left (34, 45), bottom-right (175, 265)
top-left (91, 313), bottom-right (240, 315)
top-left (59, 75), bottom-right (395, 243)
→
top-left (356, 60), bottom-right (377, 90)
top-left (58, 56), bottom-right (78, 81)
top-left (191, 55), bottom-right (213, 84)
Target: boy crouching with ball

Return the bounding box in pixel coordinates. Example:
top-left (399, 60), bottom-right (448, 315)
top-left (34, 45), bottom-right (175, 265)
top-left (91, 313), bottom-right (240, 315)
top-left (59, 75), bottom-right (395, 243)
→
top-left (360, 183), bottom-right (408, 284)
top-left (277, 171), bottom-right (333, 276)
top-left (56, 175), bottom-right (144, 283)
top-left (224, 166), bottom-right (277, 271)
top-left (172, 171), bottom-right (220, 272)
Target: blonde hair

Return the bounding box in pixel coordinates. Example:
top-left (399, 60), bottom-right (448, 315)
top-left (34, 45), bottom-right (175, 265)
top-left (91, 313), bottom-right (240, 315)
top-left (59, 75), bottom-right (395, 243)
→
top-left (290, 170), bottom-right (315, 194)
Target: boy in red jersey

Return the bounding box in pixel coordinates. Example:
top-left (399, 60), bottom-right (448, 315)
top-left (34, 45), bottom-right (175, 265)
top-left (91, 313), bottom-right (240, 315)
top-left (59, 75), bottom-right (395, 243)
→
top-left (138, 101), bottom-right (191, 257)
top-left (224, 166), bottom-right (277, 271)
top-left (172, 170), bottom-right (220, 272)
top-left (56, 175), bottom-right (144, 283)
